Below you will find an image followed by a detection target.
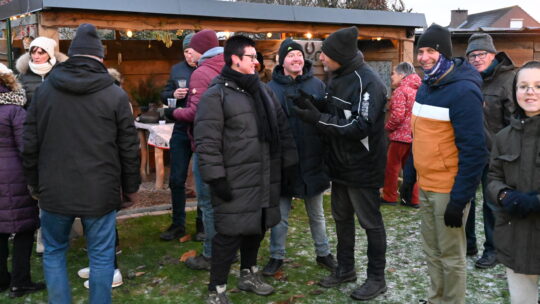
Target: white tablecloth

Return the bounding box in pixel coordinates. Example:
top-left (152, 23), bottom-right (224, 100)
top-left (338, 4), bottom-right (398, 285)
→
top-left (134, 121), bottom-right (174, 149)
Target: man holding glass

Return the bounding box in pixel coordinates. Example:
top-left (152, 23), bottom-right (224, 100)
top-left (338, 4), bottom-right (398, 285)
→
top-left (464, 33), bottom-right (516, 269)
top-left (159, 33), bottom-right (203, 242)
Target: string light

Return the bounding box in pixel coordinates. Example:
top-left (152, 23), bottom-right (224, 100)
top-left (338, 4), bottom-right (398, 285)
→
top-left (266, 32), bottom-right (272, 38)
top-left (305, 32), bottom-right (313, 39)
top-left (126, 30), bottom-right (133, 38)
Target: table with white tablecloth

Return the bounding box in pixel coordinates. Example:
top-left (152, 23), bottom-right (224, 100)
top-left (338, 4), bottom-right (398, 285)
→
top-left (134, 121), bottom-right (174, 189)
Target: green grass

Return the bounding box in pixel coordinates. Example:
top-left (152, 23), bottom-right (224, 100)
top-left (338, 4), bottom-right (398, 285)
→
top-left (0, 193), bottom-right (510, 303)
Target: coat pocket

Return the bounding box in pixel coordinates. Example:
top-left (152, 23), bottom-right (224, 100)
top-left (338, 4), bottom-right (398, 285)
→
top-left (495, 154), bottom-right (520, 188)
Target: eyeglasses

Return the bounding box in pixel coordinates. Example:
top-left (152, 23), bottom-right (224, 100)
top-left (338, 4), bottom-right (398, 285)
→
top-left (242, 54), bottom-right (258, 62)
top-left (467, 51), bottom-right (488, 61)
top-left (517, 84), bottom-right (540, 94)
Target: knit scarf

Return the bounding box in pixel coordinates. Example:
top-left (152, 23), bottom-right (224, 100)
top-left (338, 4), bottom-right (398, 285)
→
top-left (423, 54), bottom-right (453, 85)
top-left (0, 87), bottom-right (26, 106)
top-left (221, 65), bottom-right (280, 154)
top-left (481, 59), bottom-right (499, 79)
top-left (29, 58), bottom-right (56, 76)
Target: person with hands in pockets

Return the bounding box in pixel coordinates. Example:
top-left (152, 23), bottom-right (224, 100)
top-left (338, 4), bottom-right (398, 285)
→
top-left (292, 26), bottom-right (389, 301)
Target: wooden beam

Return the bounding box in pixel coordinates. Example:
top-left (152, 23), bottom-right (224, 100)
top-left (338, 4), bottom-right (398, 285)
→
top-left (40, 10), bottom-right (410, 41)
top-left (37, 13), bottom-right (60, 52)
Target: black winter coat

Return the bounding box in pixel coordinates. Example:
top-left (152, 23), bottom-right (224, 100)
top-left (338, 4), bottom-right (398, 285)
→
top-left (487, 114), bottom-right (540, 274)
top-left (268, 61), bottom-right (330, 198)
top-left (194, 76), bottom-right (298, 236)
top-left (317, 54), bottom-right (387, 187)
top-left (22, 56), bottom-right (141, 217)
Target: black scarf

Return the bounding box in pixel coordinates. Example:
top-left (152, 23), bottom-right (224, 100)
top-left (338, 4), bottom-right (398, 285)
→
top-left (221, 65), bottom-right (280, 154)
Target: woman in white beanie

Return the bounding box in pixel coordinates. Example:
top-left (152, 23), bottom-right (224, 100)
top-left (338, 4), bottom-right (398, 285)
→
top-left (15, 36), bottom-right (68, 108)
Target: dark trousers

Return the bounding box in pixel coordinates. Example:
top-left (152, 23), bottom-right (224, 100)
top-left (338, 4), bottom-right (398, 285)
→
top-left (169, 128), bottom-right (203, 231)
top-left (331, 183), bottom-right (387, 280)
top-left (209, 233), bottom-right (265, 290)
top-left (0, 230), bottom-right (35, 287)
top-left (465, 165), bottom-right (495, 255)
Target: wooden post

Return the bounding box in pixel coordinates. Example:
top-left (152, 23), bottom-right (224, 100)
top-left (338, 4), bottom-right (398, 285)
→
top-left (138, 130), bottom-right (148, 180)
top-left (37, 15), bottom-right (60, 52)
top-left (154, 148), bottom-right (165, 190)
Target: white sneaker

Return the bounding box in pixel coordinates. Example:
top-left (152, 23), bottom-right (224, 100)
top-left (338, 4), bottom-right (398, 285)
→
top-left (78, 267), bottom-right (90, 279)
top-left (83, 269), bottom-right (123, 288)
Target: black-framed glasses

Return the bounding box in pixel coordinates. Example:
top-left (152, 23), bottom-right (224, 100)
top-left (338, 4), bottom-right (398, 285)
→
top-left (242, 54), bottom-right (258, 62)
top-left (467, 51), bottom-right (488, 61)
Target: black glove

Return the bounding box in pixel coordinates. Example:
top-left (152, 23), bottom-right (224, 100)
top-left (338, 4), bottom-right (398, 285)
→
top-left (292, 105), bottom-right (320, 124)
top-left (209, 177), bottom-right (232, 202)
top-left (444, 201), bottom-right (465, 228)
top-left (501, 190), bottom-right (540, 217)
top-left (399, 182), bottom-right (414, 205)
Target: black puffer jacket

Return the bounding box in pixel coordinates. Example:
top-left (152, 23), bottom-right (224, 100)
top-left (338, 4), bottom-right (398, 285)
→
top-left (194, 76), bottom-right (298, 236)
top-left (317, 53), bottom-right (387, 187)
top-left (268, 61), bottom-right (329, 198)
top-left (22, 56), bottom-right (140, 217)
top-left (487, 114), bottom-right (540, 274)
top-left (482, 52), bottom-right (516, 150)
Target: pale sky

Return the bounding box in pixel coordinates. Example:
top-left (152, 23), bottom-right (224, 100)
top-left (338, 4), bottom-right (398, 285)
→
top-left (403, 0), bottom-right (540, 27)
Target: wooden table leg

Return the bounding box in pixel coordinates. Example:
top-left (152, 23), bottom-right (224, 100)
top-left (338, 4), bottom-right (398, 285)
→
top-left (154, 147), bottom-right (165, 190)
top-left (138, 130), bottom-right (149, 180)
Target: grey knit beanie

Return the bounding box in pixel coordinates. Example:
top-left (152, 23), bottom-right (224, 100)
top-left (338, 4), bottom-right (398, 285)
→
top-left (466, 33), bottom-right (497, 55)
top-left (68, 23), bottom-right (104, 58)
top-left (183, 33), bottom-right (194, 50)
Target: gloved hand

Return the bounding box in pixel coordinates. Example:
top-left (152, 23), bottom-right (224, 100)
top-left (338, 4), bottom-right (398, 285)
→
top-left (209, 177), bottom-right (233, 202)
top-left (444, 201), bottom-right (465, 228)
top-left (399, 182), bottom-right (414, 205)
top-left (501, 190), bottom-right (540, 217)
top-left (292, 105), bottom-right (320, 124)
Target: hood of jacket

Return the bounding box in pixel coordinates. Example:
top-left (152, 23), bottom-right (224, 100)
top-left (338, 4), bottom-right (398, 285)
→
top-left (198, 47), bottom-right (224, 66)
top-left (47, 56), bottom-right (114, 95)
top-left (271, 60), bottom-right (315, 85)
top-left (198, 52), bottom-right (225, 76)
top-left (399, 73), bottom-right (421, 91)
top-left (429, 57), bottom-right (482, 89)
top-left (483, 52), bottom-right (515, 82)
top-left (15, 52), bottom-right (68, 75)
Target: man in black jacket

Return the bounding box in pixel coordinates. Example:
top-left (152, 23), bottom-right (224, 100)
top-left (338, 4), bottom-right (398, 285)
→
top-left (293, 26), bottom-right (388, 301)
top-left (158, 33), bottom-right (204, 242)
top-left (464, 33), bottom-right (515, 269)
top-left (22, 23), bottom-right (140, 304)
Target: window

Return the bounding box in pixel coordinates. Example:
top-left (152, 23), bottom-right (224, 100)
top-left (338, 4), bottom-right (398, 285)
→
top-left (510, 19), bottom-right (523, 28)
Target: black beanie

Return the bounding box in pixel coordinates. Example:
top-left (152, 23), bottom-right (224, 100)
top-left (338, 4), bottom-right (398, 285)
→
top-left (322, 26), bottom-right (359, 66)
top-left (417, 24), bottom-right (453, 59)
top-left (278, 38), bottom-right (304, 66)
top-left (68, 23), bottom-right (104, 58)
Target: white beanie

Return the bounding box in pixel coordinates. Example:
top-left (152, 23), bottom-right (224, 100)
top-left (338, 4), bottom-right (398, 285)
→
top-left (0, 63), bottom-right (13, 75)
top-left (29, 37), bottom-right (57, 62)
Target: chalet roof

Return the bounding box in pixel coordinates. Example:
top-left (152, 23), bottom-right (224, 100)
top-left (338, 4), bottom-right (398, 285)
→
top-left (456, 6), bottom-right (515, 29)
top-left (1, 0), bottom-right (426, 28)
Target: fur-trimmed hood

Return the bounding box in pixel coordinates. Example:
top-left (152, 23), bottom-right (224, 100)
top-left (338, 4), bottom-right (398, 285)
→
top-left (15, 51), bottom-right (68, 75)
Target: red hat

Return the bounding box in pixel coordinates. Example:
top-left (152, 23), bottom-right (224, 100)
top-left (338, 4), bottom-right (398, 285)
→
top-left (189, 29), bottom-right (219, 54)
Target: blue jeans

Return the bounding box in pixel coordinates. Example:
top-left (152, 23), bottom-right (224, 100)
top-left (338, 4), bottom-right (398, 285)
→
top-left (41, 210), bottom-right (116, 304)
top-left (169, 129), bottom-right (192, 228)
top-left (269, 193), bottom-right (330, 259)
top-left (465, 165), bottom-right (496, 255)
top-left (193, 153), bottom-right (214, 258)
